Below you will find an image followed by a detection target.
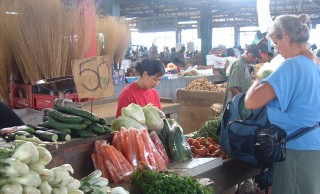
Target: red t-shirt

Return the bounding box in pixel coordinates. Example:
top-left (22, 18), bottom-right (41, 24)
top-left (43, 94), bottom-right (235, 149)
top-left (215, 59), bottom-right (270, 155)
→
top-left (116, 82), bottom-right (162, 118)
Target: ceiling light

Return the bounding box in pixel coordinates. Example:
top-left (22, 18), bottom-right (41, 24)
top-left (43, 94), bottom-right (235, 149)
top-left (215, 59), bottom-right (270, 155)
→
top-left (178, 20), bottom-right (197, 25)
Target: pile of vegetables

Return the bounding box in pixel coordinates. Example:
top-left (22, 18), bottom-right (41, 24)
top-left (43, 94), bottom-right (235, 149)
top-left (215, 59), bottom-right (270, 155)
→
top-left (79, 170), bottom-right (128, 194)
top-left (92, 126), bottom-right (170, 184)
top-left (0, 142), bottom-right (83, 194)
top-left (192, 117), bottom-right (221, 143)
top-left (111, 103), bottom-right (166, 132)
top-left (131, 168), bottom-right (214, 194)
top-left (0, 125), bottom-right (71, 145)
top-left (38, 103), bottom-right (112, 139)
top-left (158, 119), bottom-right (193, 162)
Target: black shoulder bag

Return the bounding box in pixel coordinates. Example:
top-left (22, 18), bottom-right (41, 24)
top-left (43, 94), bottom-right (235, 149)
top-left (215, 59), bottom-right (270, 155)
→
top-left (254, 123), bottom-right (320, 163)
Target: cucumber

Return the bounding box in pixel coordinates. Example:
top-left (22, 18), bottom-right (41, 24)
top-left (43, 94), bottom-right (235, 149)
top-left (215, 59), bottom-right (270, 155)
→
top-left (103, 125), bottom-right (113, 134)
top-left (42, 116), bottom-right (49, 122)
top-left (97, 117), bottom-right (107, 125)
top-left (53, 104), bottom-right (99, 122)
top-left (46, 108), bottom-right (83, 123)
top-left (71, 129), bottom-right (93, 138)
top-left (90, 123), bottom-right (105, 134)
top-left (38, 122), bottom-right (72, 134)
top-left (81, 118), bottom-right (92, 125)
top-left (48, 116), bottom-right (87, 130)
top-left (8, 131), bottom-right (32, 140)
top-left (16, 125), bottom-right (35, 134)
top-left (34, 130), bottom-right (58, 142)
top-left (46, 130), bottom-right (71, 141)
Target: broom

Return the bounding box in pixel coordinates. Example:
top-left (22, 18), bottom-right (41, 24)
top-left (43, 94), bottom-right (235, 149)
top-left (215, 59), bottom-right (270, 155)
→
top-left (113, 19), bottom-right (131, 69)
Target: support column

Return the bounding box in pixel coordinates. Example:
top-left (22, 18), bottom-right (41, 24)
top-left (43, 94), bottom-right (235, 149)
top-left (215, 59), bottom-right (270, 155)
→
top-left (234, 26), bottom-right (240, 48)
top-left (200, 4), bottom-right (212, 66)
top-left (176, 28), bottom-right (182, 44)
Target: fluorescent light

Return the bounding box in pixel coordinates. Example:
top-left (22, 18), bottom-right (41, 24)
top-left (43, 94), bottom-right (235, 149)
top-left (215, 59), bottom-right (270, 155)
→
top-left (0, 11), bottom-right (19, 15)
top-left (178, 20), bottom-right (197, 25)
top-left (130, 28), bottom-right (138, 32)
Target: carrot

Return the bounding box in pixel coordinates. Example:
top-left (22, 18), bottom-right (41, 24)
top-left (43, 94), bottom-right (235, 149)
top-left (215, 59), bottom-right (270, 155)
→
top-left (118, 127), bottom-right (126, 153)
top-left (112, 145), bottom-right (134, 180)
top-left (102, 145), bottom-right (125, 180)
top-left (136, 132), bottom-right (151, 168)
top-left (105, 158), bottom-right (122, 183)
top-left (123, 130), bottom-right (137, 167)
top-left (141, 129), bottom-right (157, 170)
top-left (130, 128), bottom-right (140, 166)
top-left (91, 153), bottom-right (99, 170)
top-left (112, 131), bottom-right (119, 146)
top-left (94, 141), bottom-right (110, 180)
top-left (153, 149), bottom-right (166, 171)
top-left (150, 132), bottom-right (170, 164)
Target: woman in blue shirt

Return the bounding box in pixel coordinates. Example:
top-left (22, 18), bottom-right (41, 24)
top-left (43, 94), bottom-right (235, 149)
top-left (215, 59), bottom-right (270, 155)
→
top-left (245, 14), bottom-right (320, 194)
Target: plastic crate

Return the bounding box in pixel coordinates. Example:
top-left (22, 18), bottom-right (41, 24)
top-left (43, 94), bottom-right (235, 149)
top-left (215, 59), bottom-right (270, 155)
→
top-left (11, 83), bottom-right (34, 109)
top-left (34, 93), bottom-right (79, 110)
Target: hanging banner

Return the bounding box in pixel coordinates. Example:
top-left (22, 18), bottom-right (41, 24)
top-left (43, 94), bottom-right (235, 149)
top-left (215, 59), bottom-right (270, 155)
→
top-left (257, 0), bottom-right (273, 33)
top-left (137, 16), bottom-right (177, 32)
top-left (72, 55), bottom-right (114, 99)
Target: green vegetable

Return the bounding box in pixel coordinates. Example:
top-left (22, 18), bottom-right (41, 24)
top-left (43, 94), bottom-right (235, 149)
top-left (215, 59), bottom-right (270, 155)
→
top-left (34, 130), bottom-right (58, 142)
top-left (47, 116), bottom-right (87, 130)
top-left (193, 117), bottom-right (221, 143)
top-left (11, 142), bottom-right (39, 164)
top-left (0, 147), bottom-right (13, 159)
top-left (16, 125), bottom-right (35, 134)
top-left (168, 126), bottom-right (192, 162)
top-left (97, 117), bottom-right (107, 125)
top-left (90, 123), bottom-right (105, 134)
top-left (131, 168), bottom-right (214, 194)
top-left (39, 181), bottom-right (53, 194)
top-left (0, 183), bottom-right (23, 194)
top-left (71, 129), bottom-right (92, 138)
top-left (53, 104), bottom-right (99, 122)
top-left (42, 116), bottom-right (49, 122)
top-left (36, 146), bottom-right (52, 165)
top-left (143, 104), bottom-right (165, 131)
top-left (81, 118), bottom-right (92, 125)
top-left (46, 130), bottom-right (71, 141)
top-left (8, 170), bottom-right (41, 187)
top-left (79, 170), bottom-right (111, 194)
top-left (37, 124), bottom-right (72, 134)
top-left (46, 108), bottom-right (83, 123)
top-left (0, 158), bottom-right (29, 177)
top-left (121, 103), bottom-right (146, 125)
top-left (8, 131), bottom-right (32, 140)
top-left (111, 116), bottom-right (147, 131)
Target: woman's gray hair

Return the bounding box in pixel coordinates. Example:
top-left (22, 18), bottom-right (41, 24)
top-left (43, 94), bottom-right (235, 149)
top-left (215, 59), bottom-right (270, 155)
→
top-left (267, 14), bottom-right (310, 44)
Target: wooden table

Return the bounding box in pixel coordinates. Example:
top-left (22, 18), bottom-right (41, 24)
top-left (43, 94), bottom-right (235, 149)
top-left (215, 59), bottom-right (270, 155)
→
top-left (81, 97), bottom-right (181, 125)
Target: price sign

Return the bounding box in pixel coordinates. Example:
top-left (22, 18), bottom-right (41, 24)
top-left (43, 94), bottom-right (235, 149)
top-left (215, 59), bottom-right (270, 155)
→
top-left (72, 55), bottom-right (114, 99)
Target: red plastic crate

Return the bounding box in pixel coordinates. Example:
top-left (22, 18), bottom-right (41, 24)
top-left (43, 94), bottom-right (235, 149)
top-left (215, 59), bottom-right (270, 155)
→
top-left (33, 94), bottom-right (57, 110)
top-left (10, 83), bottom-right (34, 109)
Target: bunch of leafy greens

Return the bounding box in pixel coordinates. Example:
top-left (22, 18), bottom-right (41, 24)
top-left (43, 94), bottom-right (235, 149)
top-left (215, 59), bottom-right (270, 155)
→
top-left (131, 168), bottom-right (214, 194)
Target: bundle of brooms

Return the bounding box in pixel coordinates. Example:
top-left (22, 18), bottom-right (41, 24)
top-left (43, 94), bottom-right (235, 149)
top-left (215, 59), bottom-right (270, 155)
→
top-left (0, 32), bottom-right (12, 106)
top-left (96, 16), bottom-right (131, 69)
top-left (0, 0), bottom-right (95, 84)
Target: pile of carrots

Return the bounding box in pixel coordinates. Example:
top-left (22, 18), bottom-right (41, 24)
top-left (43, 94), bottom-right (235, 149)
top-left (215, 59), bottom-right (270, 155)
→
top-left (92, 127), bottom-right (170, 183)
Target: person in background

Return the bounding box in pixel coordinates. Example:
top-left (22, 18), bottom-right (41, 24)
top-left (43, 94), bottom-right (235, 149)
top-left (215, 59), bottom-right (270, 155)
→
top-left (223, 44), bottom-right (262, 108)
top-left (173, 46), bottom-right (186, 68)
top-left (116, 59), bottom-right (165, 117)
top-left (168, 47), bottom-right (176, 62)
top-left (0, 101), bottom-right (24, 129)
top-left (224, 47), bottom-right (238, 79)
top-left (245, 14), bottom-right (320, 194)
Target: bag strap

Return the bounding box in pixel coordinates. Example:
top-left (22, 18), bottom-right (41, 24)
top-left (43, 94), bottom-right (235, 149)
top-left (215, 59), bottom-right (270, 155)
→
top-left (286, 123), bottom-right (320, 142)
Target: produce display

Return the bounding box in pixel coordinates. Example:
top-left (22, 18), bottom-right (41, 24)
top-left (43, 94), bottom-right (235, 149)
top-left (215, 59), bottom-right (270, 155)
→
top-left (189, 117), bottom-right (227, 159)
top-left (185, 77), bottom-right (226, 91)
top-left (111, 103), bottom-right (166, 132)
top-left (0, 142), bottom-right (83, 193)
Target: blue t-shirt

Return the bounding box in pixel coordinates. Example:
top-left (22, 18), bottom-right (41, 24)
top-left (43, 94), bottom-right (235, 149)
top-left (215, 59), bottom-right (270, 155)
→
top-left (262, 55), bottom-right (320, 150)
